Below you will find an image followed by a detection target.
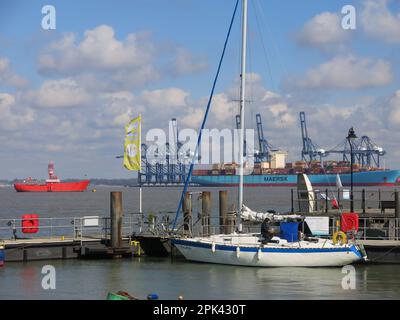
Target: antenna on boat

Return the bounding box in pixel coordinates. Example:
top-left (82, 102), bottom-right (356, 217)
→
top-left (237, 0), bottom-right (248, 232)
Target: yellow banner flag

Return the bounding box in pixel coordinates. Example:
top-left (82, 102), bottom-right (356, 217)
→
top-left (124, 116), bottom-right (141, 171)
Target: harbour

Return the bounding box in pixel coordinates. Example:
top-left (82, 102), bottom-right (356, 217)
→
top-left (1, 186), bottom-right (400, 299)
top-left (1, 0), bottom-right (400, 304)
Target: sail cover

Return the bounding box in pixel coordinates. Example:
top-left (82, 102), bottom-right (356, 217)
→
top-left (241, 205), bottom-right (302, 222)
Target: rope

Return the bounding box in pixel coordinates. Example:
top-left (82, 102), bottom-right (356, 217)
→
top-left (172, 0), bottom-right (240, 230)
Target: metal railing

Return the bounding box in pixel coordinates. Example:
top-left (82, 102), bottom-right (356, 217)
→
top-left (166, 214), bottom-right (400, 242)
top-left (3, 211), bottom-right (398, 244)
top-left (0, 215), bottom-right (144, 242)
top-left (292, 188), bottom-right (400, 214)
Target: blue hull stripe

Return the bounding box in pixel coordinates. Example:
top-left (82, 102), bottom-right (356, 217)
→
top-left (172, 239), bottom-right (357, 254)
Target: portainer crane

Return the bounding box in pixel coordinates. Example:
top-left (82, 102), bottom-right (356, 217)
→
top-left (140, 118), bottom-right (188, 185)
top-left (299, 111), bottom-right (328, 163)
top-left (299, 111), bottom-right (386, 168)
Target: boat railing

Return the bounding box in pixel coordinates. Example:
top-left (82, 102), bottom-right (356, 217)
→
top-left (172, 214), bottom-right (400, 242)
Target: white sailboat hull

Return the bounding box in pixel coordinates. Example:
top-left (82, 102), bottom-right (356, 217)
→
top-left (172, 236), bottom-right (363, 267)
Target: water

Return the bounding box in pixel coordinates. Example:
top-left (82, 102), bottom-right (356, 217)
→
top-left (0, 186), bottom-right (400, 300)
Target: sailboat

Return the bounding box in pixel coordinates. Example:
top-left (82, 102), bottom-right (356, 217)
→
top-left (172, 0), bottom-right (366, 267)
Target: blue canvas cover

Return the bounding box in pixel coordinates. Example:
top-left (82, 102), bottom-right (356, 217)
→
top-left (280, 222), bottom-right (299, 242)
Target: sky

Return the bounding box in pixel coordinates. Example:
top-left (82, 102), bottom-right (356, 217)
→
top-left (0, 0), bottom-right (400, 179)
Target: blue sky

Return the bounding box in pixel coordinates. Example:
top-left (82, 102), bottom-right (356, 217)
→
top-left (0, 0), bottom-right (400, 179)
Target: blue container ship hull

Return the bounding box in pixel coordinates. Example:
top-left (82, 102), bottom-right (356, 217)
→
top-left (191, 170), bottom-right (400, 187)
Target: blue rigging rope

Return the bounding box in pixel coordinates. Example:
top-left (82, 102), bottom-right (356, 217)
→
top-left (172, 0), bottom-right (240, 230)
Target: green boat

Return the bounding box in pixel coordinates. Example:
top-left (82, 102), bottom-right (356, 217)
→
top-left (106, 291), bottom-right (138, 300)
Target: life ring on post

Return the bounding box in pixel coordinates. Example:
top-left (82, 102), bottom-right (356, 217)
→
top-left (332, 231), bottom-right (347, 245)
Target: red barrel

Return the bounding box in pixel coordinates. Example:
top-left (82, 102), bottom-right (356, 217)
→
top-left (341, 212), bottom-right (359, 233)
top-left (21, 214), bottom-right (39, 234)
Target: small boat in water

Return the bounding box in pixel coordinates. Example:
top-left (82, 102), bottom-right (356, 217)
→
top-left (14, 162), bottom-right (90, 192)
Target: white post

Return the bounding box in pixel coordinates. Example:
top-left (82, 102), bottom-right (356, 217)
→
top-left (238, 0), bottom-right (247, 232)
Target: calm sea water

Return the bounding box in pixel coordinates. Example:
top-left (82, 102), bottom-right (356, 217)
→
top-left (0, 185), bottom-right (399, 300)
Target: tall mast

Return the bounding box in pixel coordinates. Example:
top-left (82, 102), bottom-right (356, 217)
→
top-left (238, 0), bottom-right (247, 232)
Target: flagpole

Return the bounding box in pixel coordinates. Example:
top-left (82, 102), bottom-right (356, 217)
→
top-left (139, 114), bottom-right (142, 215)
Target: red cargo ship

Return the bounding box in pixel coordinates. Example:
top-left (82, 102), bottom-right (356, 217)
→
top-left (14, 162), bottom-right (90, 192)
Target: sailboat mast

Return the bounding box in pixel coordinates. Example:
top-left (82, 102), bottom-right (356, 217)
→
top-left (238, 0), bottom-right (247, 232)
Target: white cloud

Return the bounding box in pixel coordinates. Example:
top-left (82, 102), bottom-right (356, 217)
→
top-left (170, 47), bottom-right (208, 76)
top-left (361, 0), bottom-right (400, 43)
top-left (292, 55), bottom-right (393, 90)
top-left (38, 25), bottom-right (207, 90)
top-left (0, 58), bottom-right (28, 88)
top-left (296, 12), bottom-right (350, 49)
top-left (0, 93), bottom-right (35, 130)
top-left (388, 90), bottom-right (400, 125)
top-left (34, 78), bottom-right (91, 108)
top-left (141, 88), bottom-right (188, 109)
top-left (39, 26), bottom-right (154, 73)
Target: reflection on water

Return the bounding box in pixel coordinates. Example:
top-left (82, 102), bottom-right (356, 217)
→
top-left (1, 258), bottom-right (400, 300)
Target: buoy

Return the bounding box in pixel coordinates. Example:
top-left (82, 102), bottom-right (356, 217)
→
top-left (257, 248), bottom-right (262, 260)
top-left (211, 242), bottom-right (216, 253)
top-left (92, 189), bottom-right (97, 193)
top-left (147, 293), bottom-right (159, 300)
top-left (61, 235), bottom-right (65, 241)
top-left (332, 231), bottom-right (347, 245)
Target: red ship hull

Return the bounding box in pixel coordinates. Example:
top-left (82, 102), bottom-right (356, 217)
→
top-left (14, 180), bottom-right (90, 192)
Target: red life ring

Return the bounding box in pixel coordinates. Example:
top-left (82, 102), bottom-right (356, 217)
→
top-left (341, 212), bottom-right (359, 233)
top-left (22, 214), bottom-right (39, 234)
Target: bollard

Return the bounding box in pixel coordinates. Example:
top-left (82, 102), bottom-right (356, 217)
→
top-left (110, 192), bottom-right (123, 248)
top-left (219, 191), bottom-right (228, 234)
top-left (395, 191), bottom-right (400, 219)
top-left (290, 189), bottom-right (294, 213)
top-left (362, 189), bottom-right (366, 214)
top-left (182, 192), bottom-right (192, 235)
top-left (202, 192), bottom-right (211, 236)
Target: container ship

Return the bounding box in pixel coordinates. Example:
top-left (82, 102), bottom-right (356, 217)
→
top-left (191, 112), bottom-right (400, 187)
top-left (14, 162), bottom-right (90, 192)
top-left (191, 160), bottom-right (400, 187)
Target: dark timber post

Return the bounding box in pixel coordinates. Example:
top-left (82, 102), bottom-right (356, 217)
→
top-left (290, 189), bottom-right (294, 213)
top-left (395, 190), bottom-right (400, 219)
top-left (202, 192), bottom-right (211, 236)
top-left (378, 189), bottom-right (381, 209)
top-left (110, 192), bottom-right (123, 248)
top-left (182, 192), bottom-right (192, 236)
top-left (325, 188), bottom-right (329, 213)
top-left (362, 189), bottom-right (366, 214)
top-left (219, 190), bottom-right (228, 234)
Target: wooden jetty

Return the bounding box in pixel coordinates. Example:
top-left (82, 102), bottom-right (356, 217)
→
top-left (1, 191), bottom-right (138, 262)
